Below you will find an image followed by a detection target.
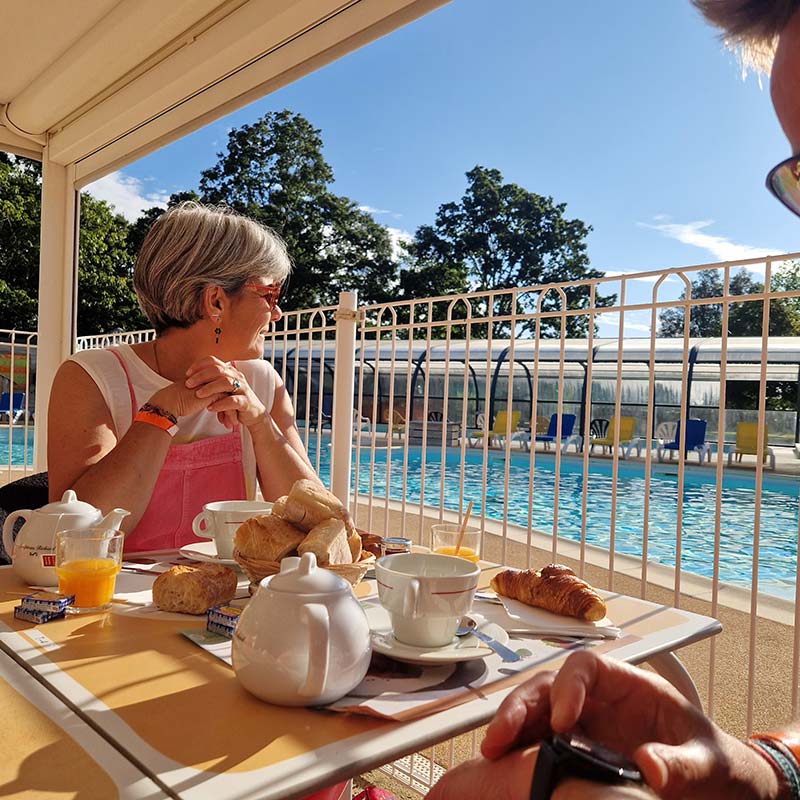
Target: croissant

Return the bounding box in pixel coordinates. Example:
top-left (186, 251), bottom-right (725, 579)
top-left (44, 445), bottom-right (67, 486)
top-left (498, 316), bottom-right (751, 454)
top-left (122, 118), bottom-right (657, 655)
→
top-left (490, 564), bottom-right (606, 622)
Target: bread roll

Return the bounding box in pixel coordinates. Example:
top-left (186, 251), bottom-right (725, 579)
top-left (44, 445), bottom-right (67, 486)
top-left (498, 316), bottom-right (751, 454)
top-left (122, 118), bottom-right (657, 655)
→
top-left (347, 529), bottom-right (363, 562)
top-left (234, 515), bottom-right (305, 562)
top-left (152, 564), bottom-right (237, 615)
top-left (271, 495), bottom-right (288, 518)
top-left (490, 564), bottom-right (606, 622)
top-left (298, 518), bottom-right (352, 566)
top-left (277, 479), bottom-right (354, 533)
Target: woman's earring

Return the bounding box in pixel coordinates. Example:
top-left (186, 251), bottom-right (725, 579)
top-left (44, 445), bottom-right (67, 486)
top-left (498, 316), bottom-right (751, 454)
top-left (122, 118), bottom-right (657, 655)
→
top-left (213, 315), bottom-right (222, 345)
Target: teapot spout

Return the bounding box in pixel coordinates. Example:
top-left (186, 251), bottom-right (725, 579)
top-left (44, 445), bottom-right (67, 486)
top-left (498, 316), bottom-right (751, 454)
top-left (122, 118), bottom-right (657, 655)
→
top-left (99, 508), bottom-right (130, 531)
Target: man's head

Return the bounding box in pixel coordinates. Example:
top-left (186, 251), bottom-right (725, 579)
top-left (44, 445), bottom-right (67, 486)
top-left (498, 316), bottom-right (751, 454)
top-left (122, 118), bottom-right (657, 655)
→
top-left (771, 8), bottom-right (800, 151)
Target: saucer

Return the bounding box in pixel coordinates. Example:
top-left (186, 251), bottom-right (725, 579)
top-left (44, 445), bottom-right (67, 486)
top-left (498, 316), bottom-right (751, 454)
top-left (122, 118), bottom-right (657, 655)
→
top-left (179, 540), bottom-right (240, 569)
top-left (371, 630), bottom-right (492, 665)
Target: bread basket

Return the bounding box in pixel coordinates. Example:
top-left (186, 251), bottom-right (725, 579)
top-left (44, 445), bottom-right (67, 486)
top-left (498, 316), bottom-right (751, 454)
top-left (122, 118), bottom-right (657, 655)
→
top-left (234, 549), bottom-right (375, 590)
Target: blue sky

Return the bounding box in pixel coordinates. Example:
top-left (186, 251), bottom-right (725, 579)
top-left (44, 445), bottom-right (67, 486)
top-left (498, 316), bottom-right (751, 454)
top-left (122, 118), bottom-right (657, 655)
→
top-left (86, 0), bottom-right (800, 337)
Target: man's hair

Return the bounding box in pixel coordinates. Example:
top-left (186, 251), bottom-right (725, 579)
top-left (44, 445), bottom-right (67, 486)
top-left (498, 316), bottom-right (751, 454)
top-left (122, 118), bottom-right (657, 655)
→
top-left (692, 0), bottom-right (800, 71)
top-left (133, 201), bottom-right (291, 334)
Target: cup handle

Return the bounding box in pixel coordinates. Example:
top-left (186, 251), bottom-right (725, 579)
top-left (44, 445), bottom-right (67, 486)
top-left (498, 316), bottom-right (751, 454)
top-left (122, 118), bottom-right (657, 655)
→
top-left (299, 603), bottom-right (330, 698)
top-left (403, 578), bottom-right (420, 619)
top-left (192, 513), bottom-right (211, 540)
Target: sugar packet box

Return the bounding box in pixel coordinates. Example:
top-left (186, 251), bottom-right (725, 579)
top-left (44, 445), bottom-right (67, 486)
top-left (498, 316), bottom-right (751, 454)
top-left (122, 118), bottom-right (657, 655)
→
top-left (21, 591), bottom-right (74, 614)
top-left (14, 606), bottom-right (66, 624)
top-left (207, 605), bottom-right (241, 638)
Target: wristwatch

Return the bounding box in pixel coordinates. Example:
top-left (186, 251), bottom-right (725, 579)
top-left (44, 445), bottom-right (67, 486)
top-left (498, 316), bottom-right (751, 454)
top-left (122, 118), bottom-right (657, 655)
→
top-left (530, 733), bottom-right (644, 798)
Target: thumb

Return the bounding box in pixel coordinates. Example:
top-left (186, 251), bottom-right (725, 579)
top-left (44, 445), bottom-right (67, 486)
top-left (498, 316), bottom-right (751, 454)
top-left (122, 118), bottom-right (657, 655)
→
top-left (634, 741), bottom-right (715, 799)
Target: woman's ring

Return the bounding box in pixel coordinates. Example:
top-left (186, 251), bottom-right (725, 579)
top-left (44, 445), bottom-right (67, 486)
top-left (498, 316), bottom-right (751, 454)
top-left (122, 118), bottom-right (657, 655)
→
top-left (230, 378), bottom-right (241, 394)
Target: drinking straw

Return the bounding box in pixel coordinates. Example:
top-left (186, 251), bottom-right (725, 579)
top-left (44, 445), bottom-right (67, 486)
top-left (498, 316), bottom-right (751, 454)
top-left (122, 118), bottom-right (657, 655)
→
top-left (454, 500), bottom-right (473, 556)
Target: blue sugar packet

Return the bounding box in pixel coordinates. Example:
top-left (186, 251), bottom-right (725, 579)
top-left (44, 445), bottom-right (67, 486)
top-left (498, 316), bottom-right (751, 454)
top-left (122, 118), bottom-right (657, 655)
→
top-left (21, 591), bottom-right (75, 614)
top-left (14, 605), bottom-right (66, 624)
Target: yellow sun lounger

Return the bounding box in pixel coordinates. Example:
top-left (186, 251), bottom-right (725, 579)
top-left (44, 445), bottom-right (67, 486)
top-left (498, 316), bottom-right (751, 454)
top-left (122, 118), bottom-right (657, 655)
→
top-left (727, 422), bottom-right (775, 469)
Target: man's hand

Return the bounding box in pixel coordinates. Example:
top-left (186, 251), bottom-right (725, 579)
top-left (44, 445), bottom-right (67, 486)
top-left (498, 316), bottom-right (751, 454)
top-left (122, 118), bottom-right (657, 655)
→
top-left (480, 651), bottom-right (781, 800)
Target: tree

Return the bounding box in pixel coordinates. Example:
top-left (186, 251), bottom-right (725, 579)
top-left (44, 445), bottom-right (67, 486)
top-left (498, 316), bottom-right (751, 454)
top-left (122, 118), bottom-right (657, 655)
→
top-left (658, 267), bottom-right (800, 337)
top-left (0, 153), bottom-right (42, 329)
top-left (77, 195), bottom-right (146, 335)
top-left (198, 110), bottom-right (397, 309)
top-left (399, 166), bottom-right (613, 337)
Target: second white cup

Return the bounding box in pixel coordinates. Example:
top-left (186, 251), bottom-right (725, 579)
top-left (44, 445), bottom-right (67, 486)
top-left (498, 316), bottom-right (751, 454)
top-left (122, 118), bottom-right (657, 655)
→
top-left (191, 500), bottom-right (273, 559)
top-left (376, 552), bottom-right (480, 648)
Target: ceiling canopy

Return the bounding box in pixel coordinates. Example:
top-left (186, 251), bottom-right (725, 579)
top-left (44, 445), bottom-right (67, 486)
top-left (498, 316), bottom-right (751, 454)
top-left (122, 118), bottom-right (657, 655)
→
top-left (0, 0), bottom-right (445, 186)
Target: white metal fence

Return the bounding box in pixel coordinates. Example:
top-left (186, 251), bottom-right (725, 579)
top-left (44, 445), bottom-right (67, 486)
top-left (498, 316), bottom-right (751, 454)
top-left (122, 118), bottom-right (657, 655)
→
top-left (5, 253), bottom-right (800, 795)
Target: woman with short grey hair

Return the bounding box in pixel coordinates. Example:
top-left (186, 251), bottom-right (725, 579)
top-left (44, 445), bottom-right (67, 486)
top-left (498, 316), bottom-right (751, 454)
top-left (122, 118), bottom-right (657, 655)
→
top-left (48, 201), bottom-right (319, 551)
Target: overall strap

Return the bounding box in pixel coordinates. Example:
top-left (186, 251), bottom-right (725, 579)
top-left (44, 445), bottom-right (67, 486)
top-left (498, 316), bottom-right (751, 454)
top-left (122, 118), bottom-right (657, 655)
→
top-left (109, 349), bottom-right (138, 423)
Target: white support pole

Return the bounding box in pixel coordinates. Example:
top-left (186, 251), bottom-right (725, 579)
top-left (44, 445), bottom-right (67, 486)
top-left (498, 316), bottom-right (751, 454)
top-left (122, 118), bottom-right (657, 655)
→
top-left (34, 151), bottom-right (79, 470)
top-left (330, 291), bottom-right (358, 509)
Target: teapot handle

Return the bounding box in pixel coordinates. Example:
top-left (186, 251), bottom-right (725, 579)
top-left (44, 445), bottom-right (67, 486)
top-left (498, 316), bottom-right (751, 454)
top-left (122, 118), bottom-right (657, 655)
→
top-left (298, 603), bottom-right (330, 698)
top-left (2, 510), bottom-right (31, 558)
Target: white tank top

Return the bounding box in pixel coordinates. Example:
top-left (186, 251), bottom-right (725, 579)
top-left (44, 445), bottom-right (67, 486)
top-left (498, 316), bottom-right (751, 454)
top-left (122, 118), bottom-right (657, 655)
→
top-left (68, 343), bottom-right (277, 499)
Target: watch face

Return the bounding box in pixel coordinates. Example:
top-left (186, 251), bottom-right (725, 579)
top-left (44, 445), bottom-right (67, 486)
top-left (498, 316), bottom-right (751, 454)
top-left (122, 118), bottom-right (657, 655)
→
top-left (554, 733), bottom-right (643, 782)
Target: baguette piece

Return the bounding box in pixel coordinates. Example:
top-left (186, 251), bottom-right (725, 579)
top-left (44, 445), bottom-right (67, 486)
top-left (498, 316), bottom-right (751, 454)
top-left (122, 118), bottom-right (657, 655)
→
top-left (347, 529), bottom-right (363, 562)
top-left (491, 564), bottom-right (606, 622)
top-left (152, 564), bottom-right (237, 615)
top-left (234, 515), bottom-right (305, 562)
top-left (277, 479), bottom-right (354, 533)
top-left (298, 518), bottom-right (352, 566)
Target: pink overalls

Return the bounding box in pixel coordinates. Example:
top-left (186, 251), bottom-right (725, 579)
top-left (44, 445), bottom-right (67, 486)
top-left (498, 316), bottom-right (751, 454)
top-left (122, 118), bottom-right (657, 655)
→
top-left (111, 351), bottom-right (246, 552)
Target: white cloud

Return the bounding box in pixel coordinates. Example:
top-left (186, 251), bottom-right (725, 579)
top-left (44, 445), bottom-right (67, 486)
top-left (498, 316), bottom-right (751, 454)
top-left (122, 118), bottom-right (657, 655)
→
top-left (597, 311), bottom-right (653, 336)
top-left (83, 171), bottom-right (169, 221)
top-left (359, 204), bottom-right (393, 215)
top-left (639, 218), bottom-right (782, 262)
top-left (387, 226), bottom-right (413, 261)
top-left (603, 269), bottom-right (678, 284)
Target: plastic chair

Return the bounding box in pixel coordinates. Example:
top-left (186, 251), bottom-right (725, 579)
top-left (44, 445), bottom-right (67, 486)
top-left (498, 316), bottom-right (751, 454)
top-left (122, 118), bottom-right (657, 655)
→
top-left (0, 392), bottom-right (26, 424)
top-left (589, 418), bottom-right (609, 449)
top-left (382, 408), bottom-right (406, 439)
top-left (468, 410), bottom-right (520, 447)
top-left (589, 416), bottom-right (640, 459)
top-left (657, 419), bottom-right (710, 463)
top-left (727, 422), bottom-right (775, 469)
top-left (518, 413), bottom-right (581, 453)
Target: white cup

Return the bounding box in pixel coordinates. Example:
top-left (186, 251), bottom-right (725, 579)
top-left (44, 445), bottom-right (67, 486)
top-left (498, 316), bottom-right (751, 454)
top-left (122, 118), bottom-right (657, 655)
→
top-left (376, 552), bottom-right (480, 648)
top-left (191, 500), bottom-right (273, 559)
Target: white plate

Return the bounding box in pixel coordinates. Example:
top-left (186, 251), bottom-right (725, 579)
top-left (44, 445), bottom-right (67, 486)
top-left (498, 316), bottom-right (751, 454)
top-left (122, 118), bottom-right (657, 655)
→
top-left (371, 630), bottom-right (492, 665)
top-left (179, 540), bottom-right (240, 569)
top-left (498, 596), bottom-right (621, 638)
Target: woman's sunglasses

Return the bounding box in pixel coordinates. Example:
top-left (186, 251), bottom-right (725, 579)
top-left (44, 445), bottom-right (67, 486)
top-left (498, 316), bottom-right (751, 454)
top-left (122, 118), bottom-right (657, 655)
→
top-left (766, 154), bottom-right (800, 218)
top-left (244, 283), bottom-right (282, 311)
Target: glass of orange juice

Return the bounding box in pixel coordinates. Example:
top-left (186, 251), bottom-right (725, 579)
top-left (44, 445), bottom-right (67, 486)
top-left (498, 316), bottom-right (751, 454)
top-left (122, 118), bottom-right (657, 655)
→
top-left (431, 524), bottom-right (480, 563)
top-left (55, 528), bottom-right (124, 614)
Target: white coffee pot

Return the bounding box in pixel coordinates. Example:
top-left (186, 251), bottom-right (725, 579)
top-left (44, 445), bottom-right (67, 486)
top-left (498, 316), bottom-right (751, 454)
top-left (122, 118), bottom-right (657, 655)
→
top-left (232, 552), bottom-right (372, 706)
top-left (2, 490), bottom-right (129, 586)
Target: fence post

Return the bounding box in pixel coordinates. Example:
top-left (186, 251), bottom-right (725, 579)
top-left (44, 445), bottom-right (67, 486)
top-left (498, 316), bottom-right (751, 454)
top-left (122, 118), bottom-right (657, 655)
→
top-left (331, 291), bottom-right (358, 509)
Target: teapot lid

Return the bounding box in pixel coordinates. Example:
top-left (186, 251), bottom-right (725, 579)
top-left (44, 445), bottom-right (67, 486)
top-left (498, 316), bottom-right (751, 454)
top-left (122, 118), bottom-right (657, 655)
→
top-left (37, 490), bottom-right (99, 516)
top-left (267, 552), bottom-right (349, 594)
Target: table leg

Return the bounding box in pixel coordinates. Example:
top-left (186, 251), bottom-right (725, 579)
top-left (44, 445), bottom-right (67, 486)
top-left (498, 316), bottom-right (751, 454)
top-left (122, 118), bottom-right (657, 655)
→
top-left (646, 651), bottom-right (703, 710)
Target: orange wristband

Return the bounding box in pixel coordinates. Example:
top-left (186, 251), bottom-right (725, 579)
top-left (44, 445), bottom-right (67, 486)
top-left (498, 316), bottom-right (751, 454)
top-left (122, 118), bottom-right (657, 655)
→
top-left (134, 410), bottom-right (178, 437)
top-left (751, 728), bottom-right (800, 766)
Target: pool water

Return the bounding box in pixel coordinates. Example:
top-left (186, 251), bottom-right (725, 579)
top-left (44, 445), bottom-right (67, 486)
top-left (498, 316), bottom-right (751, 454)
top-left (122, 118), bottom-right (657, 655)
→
top-left (0, 428), bottom-right (34, 467)
top-left (307, 439), bottom-right (800, 599)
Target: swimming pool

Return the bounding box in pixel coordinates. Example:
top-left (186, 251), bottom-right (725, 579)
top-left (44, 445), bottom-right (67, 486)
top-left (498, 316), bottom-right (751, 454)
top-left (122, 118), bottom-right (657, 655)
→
top-left (307, 439), bottom-right (800, 600)
top-left (0, 428), bottom-right (34, 467)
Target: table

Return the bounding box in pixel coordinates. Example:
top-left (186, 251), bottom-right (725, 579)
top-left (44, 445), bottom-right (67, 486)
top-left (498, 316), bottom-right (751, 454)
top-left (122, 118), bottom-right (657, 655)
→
top-left (0, 632), bottom-right (166, 798)
top-left (0, 562), bottom-right (720, 800)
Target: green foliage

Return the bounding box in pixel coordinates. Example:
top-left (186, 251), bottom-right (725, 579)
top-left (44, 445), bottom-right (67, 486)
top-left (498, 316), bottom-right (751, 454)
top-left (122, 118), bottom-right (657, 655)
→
top-left (400, 166), bottom-right (612, 338)
top-left (658, 266), bottom-right (800, 337)
top-left (77, 195), bottom-right (146, 335)
top-left (0, 154), bottom-right (42, 329)
top-left (198, 110), bottom-right (396, 309)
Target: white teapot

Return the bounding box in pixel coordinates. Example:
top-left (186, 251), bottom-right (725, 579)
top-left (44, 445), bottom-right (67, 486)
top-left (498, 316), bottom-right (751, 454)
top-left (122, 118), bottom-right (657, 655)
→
top-left (2, 490), bottom-right (129, 586)
top-left (232, 552), bottom-right (372, 706)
